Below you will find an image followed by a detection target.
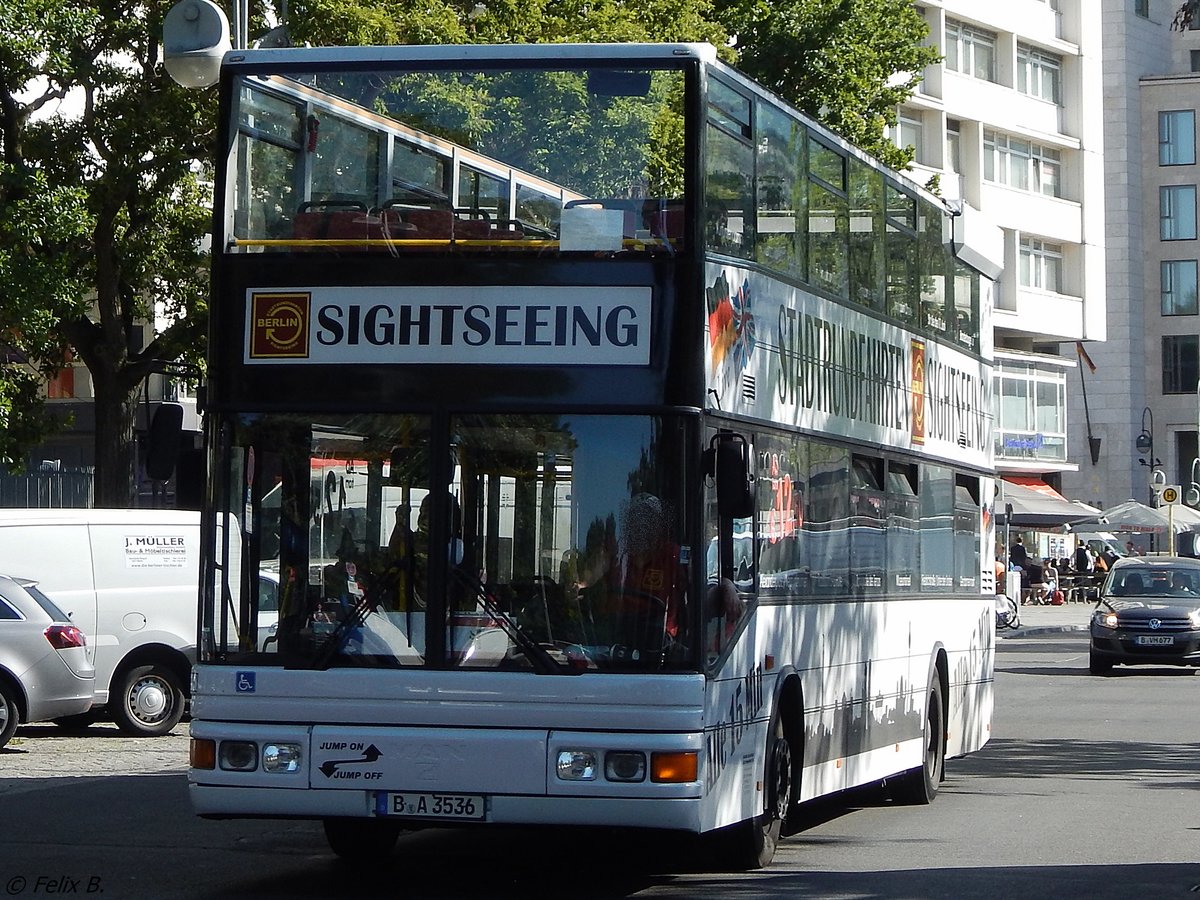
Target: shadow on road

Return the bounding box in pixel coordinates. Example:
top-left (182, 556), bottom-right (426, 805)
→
top-left (953, 735), bottom-right (1200, 790)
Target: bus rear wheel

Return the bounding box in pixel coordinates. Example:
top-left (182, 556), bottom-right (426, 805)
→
top-left (719, 713), bottom-right (793, 870)
top-left (890, 675), bottom-right (944, 805)
top-left (323, 818), bottom-right (402, 860)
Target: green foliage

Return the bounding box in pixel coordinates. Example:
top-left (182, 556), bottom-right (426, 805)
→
top-left (285, 0), bottom-right (727, 48)
top-left (285, 0), bottom-right (931, 171)
top-left (714, 0), bottom-right (940, 170)
top-left (0, 0), bottom-right (213, 498)
top-left (0, 366), bottom-right (65, 473)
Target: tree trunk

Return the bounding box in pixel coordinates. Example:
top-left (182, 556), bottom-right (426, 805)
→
top-left (92, 381), bottom-right (140, 508)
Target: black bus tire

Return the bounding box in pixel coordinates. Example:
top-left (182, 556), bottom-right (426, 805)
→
top-left (323, 818), bottom-right (402, 860)
top-left (718, 711), bottom-right (793, 870)
top-left (891, 676), bottom-right (945, 805)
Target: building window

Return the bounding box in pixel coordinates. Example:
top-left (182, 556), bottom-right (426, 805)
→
top-left (1162, 260), bottom-right (1199, 315)
top-left (946, 120), bottom-right (962, 174)
top-left (1019, 238), bottom-right (1063, 292)
top-left (1161, 185), bottom-right (1199, 240)
top-left (45, 367), bottom-right (76, 400)
top-left (1191, 50), bottom-right (1200, 71)
top-left (1017, 45), bottom-right (1062, 104)
top-left (1163, 335), bottom-right (1200, 394)
top-left (1135, 0), bottom-right (1150, 18)
top-left (993, 360), bottom-right (1069, 464)
top-left (984, 131), bottom-right (1062, 197)
top-left (945, 21), bottom-right (997, 82)
top-left (888, 113), bottom-right (924, 163)
top-left (1160, 111), bottom-right (1196, 166)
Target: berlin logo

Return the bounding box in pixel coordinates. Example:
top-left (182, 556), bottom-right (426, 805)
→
top-left (250, 292), bottom-right (310, 358)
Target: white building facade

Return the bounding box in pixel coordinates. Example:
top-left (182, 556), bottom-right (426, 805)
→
top-left (901, 0), bottom-right (1107, 518)
top-left (1086, 0), bottom-right (1200, 519)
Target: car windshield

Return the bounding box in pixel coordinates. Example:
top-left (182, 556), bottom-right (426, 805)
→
top-left (1103, 564), bottom-right (1200, 606)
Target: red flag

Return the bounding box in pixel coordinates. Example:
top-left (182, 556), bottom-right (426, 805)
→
top-left (1076, 341), bottom-right (1097, 373)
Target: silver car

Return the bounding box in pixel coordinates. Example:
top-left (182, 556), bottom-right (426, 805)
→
top-left (0, 575), bottom-right (95, 747)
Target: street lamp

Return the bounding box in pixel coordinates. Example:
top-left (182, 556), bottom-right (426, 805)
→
top-left (1137, 406), bottom-right (1163, 505)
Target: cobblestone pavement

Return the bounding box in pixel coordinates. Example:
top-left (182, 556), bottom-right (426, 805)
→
top-left (0, 721), bottom-right (189, 788)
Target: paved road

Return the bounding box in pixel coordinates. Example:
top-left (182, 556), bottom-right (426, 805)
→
top-left (3, 613), bottom-right (1198, 899)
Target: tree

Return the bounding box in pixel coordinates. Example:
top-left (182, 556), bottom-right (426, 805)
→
top-left (1173, 1), bottom-right (1199, 29)
top-left (286, 0), bottom-right (933, 169)
top-left (0, 0), bottom-right (212, 505)
top-left (283, 0), bottom-right (728, 48)
top-left (713, 0), bottom-right (941, 170)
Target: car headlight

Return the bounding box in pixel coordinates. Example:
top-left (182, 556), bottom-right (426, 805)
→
top-left (1094, 611), bottom-right (1119, 629)
top-left (1189, 611), bottom-right (1200, 629)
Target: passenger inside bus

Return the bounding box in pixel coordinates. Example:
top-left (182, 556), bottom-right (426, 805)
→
top-left (580, 493), bottom-right (687, 661)
top-left (384, 492), bottom-right (463, 610)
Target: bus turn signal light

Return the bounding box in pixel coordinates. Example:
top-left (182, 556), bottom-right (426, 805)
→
top-left (650, 751), bottom-right (697, 783)
top-left (191, 738), bottom-right (216, 770)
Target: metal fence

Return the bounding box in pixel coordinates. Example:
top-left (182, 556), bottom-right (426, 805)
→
top-left (0, 468), bottom-right (94, 508)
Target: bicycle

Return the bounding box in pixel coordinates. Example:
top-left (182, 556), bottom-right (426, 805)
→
top-left (995, 593), bottom-right (1021, 630)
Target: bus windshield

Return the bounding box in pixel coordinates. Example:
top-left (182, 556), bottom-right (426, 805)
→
top-left (213, 411), bottom-right (694, 673)
top-left (230, 63), bottom-right (687, 254)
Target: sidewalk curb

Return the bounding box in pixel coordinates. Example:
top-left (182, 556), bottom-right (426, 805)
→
top-left (1001, 624), bottom-right (1089, 638)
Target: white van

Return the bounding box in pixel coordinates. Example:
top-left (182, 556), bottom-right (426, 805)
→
top-left (0, 508), bottom-right (200, 736)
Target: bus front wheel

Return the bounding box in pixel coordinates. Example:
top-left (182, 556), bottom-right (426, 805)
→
top-left (718, 713), bottom-right (793, 870)
top-left (323, 818), bottom-right (402, 860)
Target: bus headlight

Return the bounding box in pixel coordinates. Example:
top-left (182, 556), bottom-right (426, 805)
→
top-left (263, 742), bottom-right (303, 773)
top-left (605, 751), bottom-right (646, 782)
top-left (556, 750), bottom-right (598, 781)
top-left (219, 741), bottom-right (259, 771)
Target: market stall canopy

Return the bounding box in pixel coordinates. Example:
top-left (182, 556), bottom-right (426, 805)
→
top-left (1167, 503), bottom-right (1200, 532)
top-left (1085, 499), bottom-right (1172, 534)
top-left (996, 477), bottom-right (1101, 528)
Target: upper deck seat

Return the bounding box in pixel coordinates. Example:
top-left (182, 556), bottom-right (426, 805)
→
top-left (292, 200), bottom-right (372, 247)
top-left (401, 207), bottom-right (455, 240)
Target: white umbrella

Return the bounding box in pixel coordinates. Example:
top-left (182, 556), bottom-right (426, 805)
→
top-left (1089, 499), bottom-right (1171, 534)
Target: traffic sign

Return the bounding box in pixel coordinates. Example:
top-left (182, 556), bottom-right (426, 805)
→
top-left (1160, 484), bottom-right (1182, 505)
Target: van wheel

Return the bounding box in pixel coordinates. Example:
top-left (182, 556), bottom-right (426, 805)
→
top-left (111, 664), bottom-right (185, 736)
top-left (323, 818), bottom-right (402, 860)
top-left (0, 681), bottom-right (19, 748)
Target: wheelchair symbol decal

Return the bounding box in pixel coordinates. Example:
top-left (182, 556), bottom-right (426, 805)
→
top-left (236, 671), bottom-right (256, 693)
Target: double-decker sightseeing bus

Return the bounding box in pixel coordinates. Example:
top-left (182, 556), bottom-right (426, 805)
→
top-left (187, 41), bottom-right (996, 869)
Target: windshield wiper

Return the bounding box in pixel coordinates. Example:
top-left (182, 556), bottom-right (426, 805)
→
top-left (310, 593), bottom-right (375, 671)
top-left (448, 567), bottom-right (574, 675)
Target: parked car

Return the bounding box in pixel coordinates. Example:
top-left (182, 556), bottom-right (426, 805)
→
top-left (0, 575), bottom-right (95, 747)
top-left (0, 508), bottom-right (202, 736)
top-left (1089, 556), bottom-right (1200, 674)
